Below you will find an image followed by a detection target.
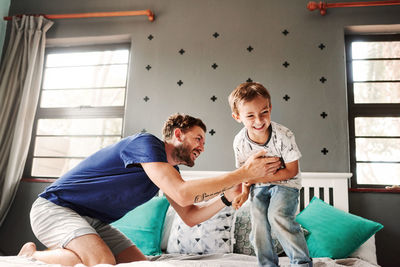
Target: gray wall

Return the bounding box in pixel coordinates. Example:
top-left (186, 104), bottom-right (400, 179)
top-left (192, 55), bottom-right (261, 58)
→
top-left (0, 0), bottom-right (399, 266)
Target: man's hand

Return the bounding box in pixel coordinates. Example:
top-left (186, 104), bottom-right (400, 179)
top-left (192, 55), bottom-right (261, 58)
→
top-left (241, 150), bottom-right (281, 181)
top-left (248, 160), bottom-right (298, 184)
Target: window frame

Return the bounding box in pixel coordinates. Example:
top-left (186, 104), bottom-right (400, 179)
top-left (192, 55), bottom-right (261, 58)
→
top-left (24, 43), bottom-right (130, 179)
top-left (345, 34), bottom-right (400, 189)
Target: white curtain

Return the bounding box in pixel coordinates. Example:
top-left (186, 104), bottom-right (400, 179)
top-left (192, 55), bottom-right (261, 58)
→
top-left (0, 16), bottom-right (53, 226)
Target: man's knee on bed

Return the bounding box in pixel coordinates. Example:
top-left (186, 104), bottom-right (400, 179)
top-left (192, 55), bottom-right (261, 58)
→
top-left (66, 234), bottom-right (116, 266)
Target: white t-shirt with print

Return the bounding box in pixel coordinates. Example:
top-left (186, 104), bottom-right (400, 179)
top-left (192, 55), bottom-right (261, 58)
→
top-left (233, 121), bottom-right (302, 189)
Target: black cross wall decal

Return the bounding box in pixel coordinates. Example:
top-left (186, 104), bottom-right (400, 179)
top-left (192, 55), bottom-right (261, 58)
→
top-left (283, 94), bottom-right (290, 101)
top-left (283, 61), bottom-right (290, 68)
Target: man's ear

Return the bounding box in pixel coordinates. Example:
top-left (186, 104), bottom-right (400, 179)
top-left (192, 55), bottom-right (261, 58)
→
top-left (174, 128), bottom-right (183, 142)
top-left (232, 112), bottom-right (241, 123)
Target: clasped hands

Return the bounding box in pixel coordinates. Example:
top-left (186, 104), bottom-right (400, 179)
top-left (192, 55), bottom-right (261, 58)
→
top-left (231, 151), bottom-right (282, 209)
top-left (242, 150), bottom-right (282, 184)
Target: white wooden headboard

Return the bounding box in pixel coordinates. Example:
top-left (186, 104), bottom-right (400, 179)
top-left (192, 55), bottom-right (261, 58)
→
top-left (180, 171), bottom-right (352, 212)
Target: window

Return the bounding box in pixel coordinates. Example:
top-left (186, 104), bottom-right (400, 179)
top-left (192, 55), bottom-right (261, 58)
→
top-left (24, 44), bottom-right (130, 178)
top-left (346, 34), bottom-right (400, 188)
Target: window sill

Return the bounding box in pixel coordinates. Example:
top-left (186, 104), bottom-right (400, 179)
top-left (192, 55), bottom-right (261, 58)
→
top-left (22, 178), bottom-right (56, 183)
top-left (349, 187), bottom-right (400, 193)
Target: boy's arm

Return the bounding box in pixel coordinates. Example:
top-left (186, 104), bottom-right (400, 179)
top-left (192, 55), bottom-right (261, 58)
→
top-left (248, 160), bottom-right (299, 184)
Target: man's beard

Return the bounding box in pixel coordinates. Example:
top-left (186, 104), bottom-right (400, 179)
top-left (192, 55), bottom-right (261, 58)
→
top-left (173, 142), bottom-right (195, 167)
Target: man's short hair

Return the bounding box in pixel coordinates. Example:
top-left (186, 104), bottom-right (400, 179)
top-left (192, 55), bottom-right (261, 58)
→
top-left (162, 113), bottom-right (207, 140)
top-left (228, 82), bottom-right (271, 115)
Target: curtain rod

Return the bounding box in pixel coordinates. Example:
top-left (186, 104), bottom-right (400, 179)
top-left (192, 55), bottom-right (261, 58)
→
top-left (3, 9), bottom-right (155, 21)
top-left (307, 1), bottom-right (400, 15)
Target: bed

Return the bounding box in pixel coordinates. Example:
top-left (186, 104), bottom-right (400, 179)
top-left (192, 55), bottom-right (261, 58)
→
top-left (0, 171), bottom-right (383, 267)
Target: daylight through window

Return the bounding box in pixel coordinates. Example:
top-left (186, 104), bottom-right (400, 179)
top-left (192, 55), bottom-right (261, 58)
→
top-left (346, 34), bottom-right (400, 188)
top-left (25, 44), bottom-right (130, 178)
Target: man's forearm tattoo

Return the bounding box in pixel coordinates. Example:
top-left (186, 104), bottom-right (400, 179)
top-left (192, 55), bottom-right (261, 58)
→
top-left (193, 186), bottom-right (234, 203)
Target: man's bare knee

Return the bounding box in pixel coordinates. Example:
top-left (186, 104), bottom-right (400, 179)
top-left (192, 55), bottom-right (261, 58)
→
top-left (66, 234), bottom-right (116, 266)
top-left (86, 253), bottom-right (116, 266)
top-left (60, 248), bottom-right (83, 266)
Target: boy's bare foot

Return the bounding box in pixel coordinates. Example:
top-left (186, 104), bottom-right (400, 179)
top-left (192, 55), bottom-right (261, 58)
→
top-left (18, 242), bottom-right (36, 257)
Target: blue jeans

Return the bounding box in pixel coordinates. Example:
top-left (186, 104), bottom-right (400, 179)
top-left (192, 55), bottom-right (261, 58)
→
top-left (249, 185), bottom-right (312, 267)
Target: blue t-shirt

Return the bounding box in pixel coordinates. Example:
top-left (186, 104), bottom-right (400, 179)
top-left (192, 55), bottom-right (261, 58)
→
top-left (40, 133), bottom-right (177, 223)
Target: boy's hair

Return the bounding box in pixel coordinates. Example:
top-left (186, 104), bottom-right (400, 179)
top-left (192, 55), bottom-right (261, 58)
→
top-left (162, 113), bottom-right (207, 140)
top-left (228, 82), bottom-right (271, 115)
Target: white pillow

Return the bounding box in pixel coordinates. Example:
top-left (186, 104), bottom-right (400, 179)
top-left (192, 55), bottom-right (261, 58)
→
top-left (166, 206), bottom-right (236, 254)
top-left (349, 235), bottom-right (378, 265)
top-left (161, 206), bottom-right (176, 251)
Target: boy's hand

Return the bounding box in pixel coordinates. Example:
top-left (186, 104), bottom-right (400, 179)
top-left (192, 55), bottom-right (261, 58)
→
top-left (224, 184), bottom-right (242, 203)
top-left (232, 192), bottom-right (249, 210)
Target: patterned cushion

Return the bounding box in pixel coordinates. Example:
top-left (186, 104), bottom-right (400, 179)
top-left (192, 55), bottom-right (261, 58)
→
top-left (167, 206), bottom-right (236, 254)
top-left (233, 201), bottom-right (308, 256)
top-left (233, 202), bottom-right (256, 255)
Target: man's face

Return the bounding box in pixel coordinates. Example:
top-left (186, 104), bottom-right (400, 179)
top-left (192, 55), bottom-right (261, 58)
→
top-left (174, 126), bottom-right (205, 167)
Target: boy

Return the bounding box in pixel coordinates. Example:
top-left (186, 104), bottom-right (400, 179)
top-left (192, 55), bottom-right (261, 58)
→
top-left (228, 82), bottom-right (312, 267)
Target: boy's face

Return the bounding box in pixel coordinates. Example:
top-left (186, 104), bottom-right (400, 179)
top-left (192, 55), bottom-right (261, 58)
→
top-left (233, 95), bottom-right (271, 143)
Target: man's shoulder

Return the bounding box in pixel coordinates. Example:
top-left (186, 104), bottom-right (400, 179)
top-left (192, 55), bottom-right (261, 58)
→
top-left (121, 133), bottom-right (164, 153)
top-left (127, 132), bottom-right (162, 144)
top-left (120, 133), bottom-right (167, 164)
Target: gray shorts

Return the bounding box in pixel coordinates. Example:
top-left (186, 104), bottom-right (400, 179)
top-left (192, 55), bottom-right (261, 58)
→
top-left (30, 197), bottom-right (134, 256)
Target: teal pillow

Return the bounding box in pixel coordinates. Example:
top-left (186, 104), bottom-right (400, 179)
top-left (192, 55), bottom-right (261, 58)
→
top-left (112, 195), bottom-right (170, 256)
top-left (296, 197), bottom-right (383, 259)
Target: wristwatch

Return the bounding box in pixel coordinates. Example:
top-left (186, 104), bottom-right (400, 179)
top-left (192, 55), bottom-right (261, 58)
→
top-left (220, 193), bottom-right (232, 206)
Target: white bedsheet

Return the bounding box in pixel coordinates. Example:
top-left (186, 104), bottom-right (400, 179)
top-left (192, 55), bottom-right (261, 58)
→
top-left (0, 253), bottom-right (379, 267)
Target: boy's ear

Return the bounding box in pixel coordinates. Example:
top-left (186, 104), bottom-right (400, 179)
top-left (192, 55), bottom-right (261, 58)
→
top-left (232, 112), bottom-right (241, 123)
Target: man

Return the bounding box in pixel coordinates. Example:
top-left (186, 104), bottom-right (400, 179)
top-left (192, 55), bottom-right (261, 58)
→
top-left (19, 113), bottom-right (281, 266)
